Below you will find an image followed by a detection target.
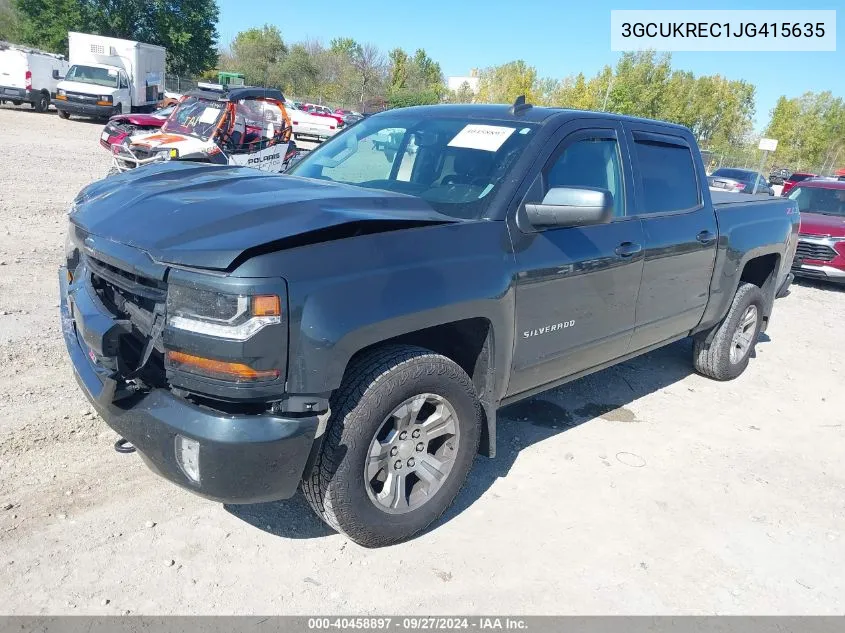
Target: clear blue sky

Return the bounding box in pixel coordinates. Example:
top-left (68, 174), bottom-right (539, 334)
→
top-left (217, 0), bottom-right (842, 131)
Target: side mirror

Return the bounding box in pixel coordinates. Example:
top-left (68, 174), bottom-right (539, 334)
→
top-left (524, 187), bottom-right (614, 229)
top-left (52, 70), bottom-right (63, 80)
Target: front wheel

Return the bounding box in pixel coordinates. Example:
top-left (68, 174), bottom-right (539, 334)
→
top-left (302, 345), bottom-right (482, 547)
top-left (693, 282), bottom-right (764, 380)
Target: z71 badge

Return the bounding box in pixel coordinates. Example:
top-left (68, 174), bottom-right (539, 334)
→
top-left (523, 320), bottom-right (575, 338)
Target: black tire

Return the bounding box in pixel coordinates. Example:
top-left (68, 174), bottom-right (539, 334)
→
top-left (33, 91), bottom-right (49, 112)
top-left (57, 109), bottom-right (70, 119)
top-left (693, 282), bottom-right (765, 381)
top-left (302, 345), bottom-right (482, 547)
top-left (11, 100), bottom-right (22, 106)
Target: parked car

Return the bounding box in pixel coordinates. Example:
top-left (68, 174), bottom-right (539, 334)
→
top-left (301, 103), bottom-right (346, 127)
top-left (0, 42), bottom-right (68, 112)
top-left (787, 179), bottom-right (845, 285)
top-left (60, 102), bottom-right (798, 547)
top-left (782, 172), bottom-right (818, 196)
top-left (708, 168), bottom-right (775, 195)
top-left (99, 105), bottom-right (174, 150)
top-left (287, 105), bottom-right (342, 144)
top-left (110, 85), bottom-right (296, 174)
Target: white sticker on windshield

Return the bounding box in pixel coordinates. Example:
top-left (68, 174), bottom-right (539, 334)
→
top-left (448, 124), bottom-right (515, 152)
top-left (107, 69), bottom-right (117, 76)
top-left (199, 106), bottom-right (221, 123)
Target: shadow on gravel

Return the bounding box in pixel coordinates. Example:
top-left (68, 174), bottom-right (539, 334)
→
top-left (224, 493), bottom-right (335, 540)
top-left (793, 277), bottom-right (845, 294)
top-left (226, 334), bottom-right (774, 543)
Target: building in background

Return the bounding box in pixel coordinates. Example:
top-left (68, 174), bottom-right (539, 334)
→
top-left (447, 69), bottom-right (480, 94)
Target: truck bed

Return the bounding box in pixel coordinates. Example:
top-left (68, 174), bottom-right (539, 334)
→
top-left (710, 191), bottom-right (779, 206)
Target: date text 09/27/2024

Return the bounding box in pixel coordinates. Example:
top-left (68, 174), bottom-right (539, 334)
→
top-left (307, 618), bottom-right (528, 630)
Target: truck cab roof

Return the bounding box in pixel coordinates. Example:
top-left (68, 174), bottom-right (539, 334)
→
top-left (378, 102), bottom-right (692, 134)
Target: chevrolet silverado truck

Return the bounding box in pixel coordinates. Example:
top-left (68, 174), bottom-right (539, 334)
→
top-left (60, 100), bottom-right (799, 547)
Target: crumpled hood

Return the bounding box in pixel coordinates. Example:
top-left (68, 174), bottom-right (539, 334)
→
top-left (799, 212), bottom-right (845, 238)
top-left (70, 162), bottom-right (455, 270)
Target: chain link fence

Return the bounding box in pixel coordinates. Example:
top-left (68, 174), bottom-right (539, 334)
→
top-left (701, 147), bottom-right (837, 179)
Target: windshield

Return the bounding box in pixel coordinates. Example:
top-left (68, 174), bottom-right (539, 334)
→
top-left (64, 64), bottom-right (119, 88)
top-left (288, 114), bottom-right (537, 219)
top-left (162, 97), bottom-right (226, 140)
top-left (788, 186), bottom-right (845, 216)
top-left (712, 168), bottom-right (754, 182)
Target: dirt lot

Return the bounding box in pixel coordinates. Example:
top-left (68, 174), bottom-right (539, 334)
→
top-left (1, 105), bottom-right (844, 615)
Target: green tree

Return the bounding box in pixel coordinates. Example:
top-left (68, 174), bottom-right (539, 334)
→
top-left (447, 81), bottom-right (474, 104)
top-left (0, 0), bottom-right (21, 41)
top-left (230, 24), bottom-right (287, 87)
top-left (387, 47), bottom-right (409, 92)
top-left (13, 0), bottom-right (218, 75)
top-left (765, 92), bottom-right (845, 171)
top-left (476, 60), bottom-right (538, 104)
top-left (13, 0), bottom-right (82, 52)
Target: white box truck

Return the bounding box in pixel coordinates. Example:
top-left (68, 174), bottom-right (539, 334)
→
top-left (0, 42), bottom-right (69, 112)
top-left (53, 32), bottom-right (166, 119)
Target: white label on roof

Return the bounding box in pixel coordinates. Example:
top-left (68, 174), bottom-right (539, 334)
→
top-left (199, 106), bottom-right (222, 123)
top-left (448, 124), bottom-right (515, 152)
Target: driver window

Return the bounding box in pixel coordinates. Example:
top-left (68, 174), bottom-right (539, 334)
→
top-left (119, 73), bottom-right (129, 89)
top-left (545, 136), bottom-right (625, 217)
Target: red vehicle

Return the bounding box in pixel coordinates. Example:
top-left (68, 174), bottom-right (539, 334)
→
top-left (98, 105), bottom-right (174, 150)
top-left (782, 172), bottom-right (817, 196)
top-left (302, 102), bottom-right (345, 127)
top-left (788, 179), bottom-right (845, 285)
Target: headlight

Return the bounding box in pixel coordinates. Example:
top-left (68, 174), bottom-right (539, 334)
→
top-left (166, 286), bottom-right (281, 341)
top-left (57, 89), bottom-right (65, 97)
top-left (100, 95), bottom-right (112, 102)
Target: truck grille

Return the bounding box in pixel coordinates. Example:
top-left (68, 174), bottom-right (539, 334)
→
top-left (65, 91), bottom-right (101, 104)
top-left (795, 240), bottom-right (837, 263)
top-left (84, 254), bottom-right (168, 381)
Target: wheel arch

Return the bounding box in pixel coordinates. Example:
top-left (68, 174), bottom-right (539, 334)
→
top-left (340, 318), bottom-right (499, 457)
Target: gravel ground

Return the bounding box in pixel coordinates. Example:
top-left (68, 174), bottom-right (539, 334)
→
top-left (0, 105), bottom-right (844, 615)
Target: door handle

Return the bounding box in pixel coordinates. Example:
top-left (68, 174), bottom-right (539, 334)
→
top-left (696, 230), bottom-right (716, 245)
top-left (614, 242), bottom-right (642, 257)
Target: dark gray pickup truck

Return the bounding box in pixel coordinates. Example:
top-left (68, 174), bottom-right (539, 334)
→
top-left (60, 101), bottom-right (799, 547)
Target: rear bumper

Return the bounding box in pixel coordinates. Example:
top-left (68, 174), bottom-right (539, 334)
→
top-left (59, 267), bottom-right (323, 504)
top-left (52, 100), bottom-right (113, 117)
top-left (0, 86), bottom-right (34, 102)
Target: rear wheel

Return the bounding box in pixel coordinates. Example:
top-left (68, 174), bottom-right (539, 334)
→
top-left (302, 345), bottom-right (482, 547)
top-left (57, 110), bottom-right (70, 119)
top-left (693, 282), bottom-right (764, 380)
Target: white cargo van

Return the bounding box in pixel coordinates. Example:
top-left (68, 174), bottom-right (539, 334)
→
top-left (53, 32), bottom-right (166, 119)
top-left (0, 42), bottom-right (68, 112)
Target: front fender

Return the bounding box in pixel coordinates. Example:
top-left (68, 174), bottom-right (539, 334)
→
top-left (237, 221), bottom-right (517, 400)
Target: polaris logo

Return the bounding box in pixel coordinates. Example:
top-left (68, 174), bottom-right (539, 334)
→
top-left (247, 153), bottom-right (280, 165)
top-left (523, 321), bottom-right (574, 338)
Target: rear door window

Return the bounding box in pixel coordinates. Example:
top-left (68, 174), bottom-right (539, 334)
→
top-left (632, 134), bottom-right (700, 214)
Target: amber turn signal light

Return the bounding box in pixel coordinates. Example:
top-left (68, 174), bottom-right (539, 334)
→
top-left (251, 295), bottom-right (281, 317)
top-left (165, 350), bottom-right (279, 383)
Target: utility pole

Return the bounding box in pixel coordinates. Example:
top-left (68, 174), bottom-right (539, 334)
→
top-left (602, 75), bottom-right (614, 111)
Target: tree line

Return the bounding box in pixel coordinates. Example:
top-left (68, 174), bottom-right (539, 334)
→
top-left (1, 0), bottom-right (840, 172)
top-left (214, 25), bottom-right (445, 111)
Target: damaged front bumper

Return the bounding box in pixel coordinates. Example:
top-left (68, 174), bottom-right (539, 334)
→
top-left (59, 267), bottom-right (323, 504)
